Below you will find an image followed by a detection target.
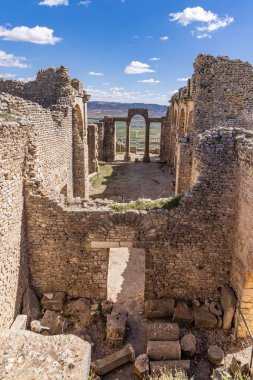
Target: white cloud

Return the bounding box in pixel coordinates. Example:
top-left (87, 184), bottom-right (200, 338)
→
top-left (170, 7), bottom-right (217, 26)
top-left (0, 73), bottom-right (17, 79)
top-left (110, 86), bottom-right (124, 91)
top-left (0, 26), bottom-right (62, 45)
top-left (124, 61), bottom-right (155, 75)
top-left (89, 71), bottom-right (104, 76)
top-left (138, 79), bottom-right (160, 84)
top-left (177, 77), bottom-right (190, 82)
top-left (169, 7), bottom-right (234, 39)
top-left (149, 57), bottom-right (160, 61)
top-left (79, 1), bottom-right (91, 7)
top-left (0, 50), bottom-right (29, 68)
top-left (196, 16), bottom-right (234, 33)
top-left (160, 36), bottom-right (169, 41)
top-left (39, 0), bottom-right (68, 6)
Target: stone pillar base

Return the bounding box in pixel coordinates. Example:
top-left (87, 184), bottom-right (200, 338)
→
top-left (143, 155), bottom-right (150, 163)
top-left (124, 153), bottom-right (131, 162)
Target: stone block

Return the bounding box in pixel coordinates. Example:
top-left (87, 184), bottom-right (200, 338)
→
top-left (40, 310), bottom-right (68, 335)
top-left (147, 341), bottom-right (181, 361)
top-left (133, 354), bottom-right (150, 379)
top-left (194, 306), bottom-right (217, 329)
top-left (22, 288), bottom-right (40, 324)
top-left (208, 345), bottom-right (224, 366)
top-left (10, 315), bottom-right (28, 330)
top-left (41, 292), bottom-right (66, 312)
top-left (147, 323), bottom-right (179, 341)
top-left (0, 329), bottom-right (91, 380)
top-left (221, 286), bottom-right (236, 330)
top-left (180, 333), bottom-right (196, 357)
top-left (145, 298), bottom-right (175, 319)
top-left (173, 302), bottom-right (194, 327)
top-left (64, 298), bottom-right (91, 327)
top-left (106, 305), bottom-right (128, 346)
top-left (91, 344), bottom-right (135, 376)
top-left (150, 360), bottom-right (190, 375)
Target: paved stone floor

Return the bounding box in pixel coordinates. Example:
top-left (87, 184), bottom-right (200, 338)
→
top-left (90, 153), bottom-right (175, 202)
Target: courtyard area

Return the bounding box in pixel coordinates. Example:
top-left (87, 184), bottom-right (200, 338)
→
top-left (90, 154), bottom-right (175, 202)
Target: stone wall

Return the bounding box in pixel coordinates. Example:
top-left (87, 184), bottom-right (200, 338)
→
top-left (103, 117), bottom-right (116, 162)
top-left (88, 124), bottom-right (98, 174)
top-left (0, 121), bottom-right (30, 328)
top-left (27, 127), bottom-right (242, 303)
top-left (0, 93), bottom-right (73, 197)
top-left (0, 66), bottom-right (82, 108)
top-left (230, 130), bottom-right (253, 334)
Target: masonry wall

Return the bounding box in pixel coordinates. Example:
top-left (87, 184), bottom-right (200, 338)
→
top-left (0, 121), bottom-right (30, 328)
top-left (27, 127), bottom-right (242, 303)
top-left (0, 93), bottom-right (73, 197)
top-left (230, 130), bottom-right (253, 333)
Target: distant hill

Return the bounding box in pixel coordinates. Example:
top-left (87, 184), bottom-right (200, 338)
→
top-left (87, 101), bottom-right (168, 119)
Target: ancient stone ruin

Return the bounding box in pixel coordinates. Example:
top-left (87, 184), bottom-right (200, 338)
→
top-left (0, 54), bottom-right (253, 379)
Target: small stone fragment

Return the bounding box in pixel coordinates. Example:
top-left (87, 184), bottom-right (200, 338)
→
top-left (194, 306), bottom-right (217, 329)
top-left (180, 333), bottom-right (196, 357)
top-left (208, 345), bottom-right (224, 366)
top-left (41, 292), bottom-right (66, 312)
top-left (145, 298), bottom-right (175, 319)
top-left (133, 354), bottom-right (150, 379)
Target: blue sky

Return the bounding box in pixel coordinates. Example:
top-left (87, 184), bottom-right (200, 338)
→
top-left (0, 0), bottom-right (252, 104)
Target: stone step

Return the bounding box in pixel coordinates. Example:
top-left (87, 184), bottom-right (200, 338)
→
top-left (147, 340), bottom-right (181, 361)
top-left (150, 360), bottom-right (191, 375)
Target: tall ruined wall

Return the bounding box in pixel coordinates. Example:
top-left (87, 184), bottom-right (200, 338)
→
top-left (193, 55), bottom-right (253, 132)
top-left (0, 66), bottom-right (76, 108)
top-left (0, 93), bottom-right (73, 197)
top-left (27, 127), bottom-right (241, 302)
top-left (0, 121), bottom-right (30, 328)
top-left (230, 130), bottom-right (253, 332)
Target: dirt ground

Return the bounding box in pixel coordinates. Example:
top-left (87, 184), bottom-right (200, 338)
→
top-left (90, 153), bottom-right (175, 202)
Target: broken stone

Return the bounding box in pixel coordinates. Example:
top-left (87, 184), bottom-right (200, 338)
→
top-left (41, 292), bottom-right (66, 312)
top-left (180, 333), bottom-right (196, 358)
top-left (147, 323), bottom-right (179, 341)
top-left (173, 302), bottom-right (194, 327)
top-left (150, 360), bottom-right (190, 375)
top-left (194, 306), bottom-right (217, 328)
top-left (40, 310), bottom-right (68, 335)
top-left (192, 298), bottom-right (200, 307)
top-left (221, 286), bottom-right (236, 330)
top-left (145, 298), bottom-right (175, 319)
top-left (91, 344), bottom-right (135, 376)
top-left (30, 320), bottom-right (50, 334)
top-left (64, 298), bottom-right (91, 327)
top-left (10, 315), bottom-right (28, 331)
top-left (147, 341), bottom-right (181, 361)
top-left (133, 354), bottom-right (150, 379)
top-left (208, 345), bottom-right (224, 366)
top-left (22, 288), bottom-right (40, 324)
top-left (106, 305), bottom-right (127, 346)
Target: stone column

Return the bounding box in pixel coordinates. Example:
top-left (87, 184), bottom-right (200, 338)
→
top-left (143, 120), bottom-right (151, 163)
top-left (124, 121), bottom-right (131, 162)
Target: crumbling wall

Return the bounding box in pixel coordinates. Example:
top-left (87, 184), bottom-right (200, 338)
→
top-left (0, 66), bottom-right (76, 108)
top-left (230, 130), bottom-right (253, 333)
top-left (0, 93), bottom-right (73, 197)
top-left (88, 124), bottom-right (98, 174)
top-left (0, 121), bottom-right (30, 328)
top-left (193, 55), bottom-right (253, 132)
top-left (27, 127), bottom-right (241, 302)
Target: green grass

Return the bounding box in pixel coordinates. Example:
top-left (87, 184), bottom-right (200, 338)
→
top-left (110, 195), bottom-right (182, 212)
top-left (148, 370), bottom-right (189, 380)
top-left (91, 164), bottom-right (114, 189)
